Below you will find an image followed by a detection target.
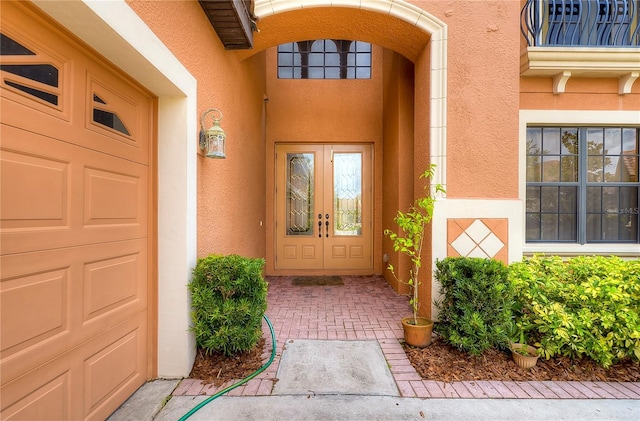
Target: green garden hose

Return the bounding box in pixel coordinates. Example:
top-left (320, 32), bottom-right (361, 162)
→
top-left (177, 314), bottom-right (277, 421)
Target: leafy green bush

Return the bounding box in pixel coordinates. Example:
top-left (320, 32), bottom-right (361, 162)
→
top-left (434, 257), bottom-right (514, 356)
top-left (509, 255), bottom-right (640, 368)
top-left (189, 254), bottom-right (267, 356)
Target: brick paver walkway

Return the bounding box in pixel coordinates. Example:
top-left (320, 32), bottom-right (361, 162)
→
top-left (173, 275), bottom-right (640, 399)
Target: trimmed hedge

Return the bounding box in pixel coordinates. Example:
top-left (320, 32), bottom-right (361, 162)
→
top-left (189, 254), bottom-right (267, 356)
top-left (509, 255), bottom-right (640, 368)
top-left (434, 257), bottom-right (514, 356)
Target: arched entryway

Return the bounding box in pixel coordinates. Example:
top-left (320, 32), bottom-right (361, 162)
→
top-left (243, 1), bottom-right (447, 312)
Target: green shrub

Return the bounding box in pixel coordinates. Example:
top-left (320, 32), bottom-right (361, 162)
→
top-left (434, 257), bottom-right (514, 356)
top-left (189, 254), bottom-right (267, 356)
top-left (509, 255), bottom-right (640, 368)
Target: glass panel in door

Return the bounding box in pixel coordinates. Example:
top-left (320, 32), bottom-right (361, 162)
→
top-left (333, 152), bottom-right (362, 236)
top-left (286, 153), bottom-right (314, 236)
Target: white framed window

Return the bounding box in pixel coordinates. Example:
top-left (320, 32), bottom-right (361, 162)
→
top-left (520, 110), bottom-right (640, 255)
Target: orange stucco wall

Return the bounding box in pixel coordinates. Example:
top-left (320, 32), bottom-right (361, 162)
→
top-left (413, 43), bottom-right (434, 317)
top-left (420, 0), bottom-right (521, 199)
top-left (127, 1), bottom-right (267, 259)
top-left (382, 49), bottom-right (415, 295)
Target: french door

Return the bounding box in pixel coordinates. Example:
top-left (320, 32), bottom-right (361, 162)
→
top-left (275, 144), bottom-right (372, 271)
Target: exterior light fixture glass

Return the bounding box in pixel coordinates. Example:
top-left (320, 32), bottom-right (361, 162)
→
top-left (199, 108), bottom-right (227, 159)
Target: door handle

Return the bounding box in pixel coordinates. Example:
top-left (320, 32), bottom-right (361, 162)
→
top-left (325, 214), bottom-right (330, 238)
top-left (318, 214), bottom-right (322, 238)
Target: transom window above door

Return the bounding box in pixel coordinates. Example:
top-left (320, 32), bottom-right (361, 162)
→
top-left (277, 39), bottom-right (371, 79)
top-left (526, 126), bottom-right (639, 244)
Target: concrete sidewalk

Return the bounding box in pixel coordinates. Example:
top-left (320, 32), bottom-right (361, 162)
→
top-left (112, 382), bottom-right (640, 421)
top-left (160, 395), bottom-right (640, 421)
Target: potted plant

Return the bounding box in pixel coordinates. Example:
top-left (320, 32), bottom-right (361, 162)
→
top-left (507, 320), bottom-right (539, 369)
top-left (510, 342), bottom-right (539, 369)
top-left (384, 165), bottom-right (445, 347)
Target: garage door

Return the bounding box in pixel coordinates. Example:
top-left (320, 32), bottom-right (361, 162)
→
top-left (1, 3), bottom-right (153, 420)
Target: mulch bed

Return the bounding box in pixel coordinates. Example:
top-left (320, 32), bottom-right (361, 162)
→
top-left (189, 338), bottom-right (265, 386)
top-left (189, 336), bottom-right (640, 387)
top-left (404, 336), bottom-right (640, 383)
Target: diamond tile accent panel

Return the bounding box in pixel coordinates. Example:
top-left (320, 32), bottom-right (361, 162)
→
top-left (447, 219), bottom-right (508, 263)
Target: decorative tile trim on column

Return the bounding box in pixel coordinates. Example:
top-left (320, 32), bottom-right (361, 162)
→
top-left (447, 218), bottom-right (508, 263)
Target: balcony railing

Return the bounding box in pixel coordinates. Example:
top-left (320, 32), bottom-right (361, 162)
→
top-left (521, 0), bottom-right (640, 47)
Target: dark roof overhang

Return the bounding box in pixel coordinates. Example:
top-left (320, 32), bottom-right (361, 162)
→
top-left (198, 0), bottom-right (255, 50)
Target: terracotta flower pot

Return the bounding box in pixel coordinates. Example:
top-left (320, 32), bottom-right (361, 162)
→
top-left (510, 343), bottom-right (539, 369)
top-left (401, 317), bottom-right (434, 347)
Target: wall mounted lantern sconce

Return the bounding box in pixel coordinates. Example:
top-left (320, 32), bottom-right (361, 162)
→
top-left (199, 108), bottom-right (227, 159)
